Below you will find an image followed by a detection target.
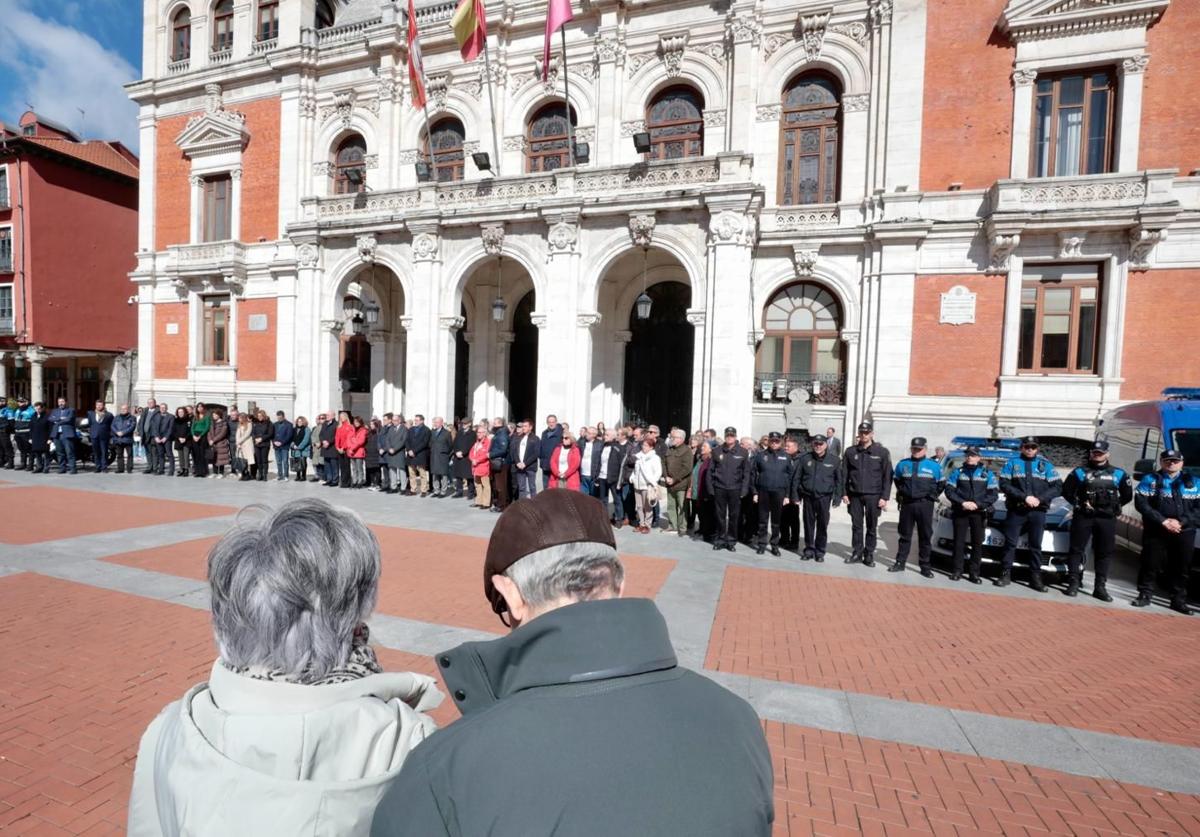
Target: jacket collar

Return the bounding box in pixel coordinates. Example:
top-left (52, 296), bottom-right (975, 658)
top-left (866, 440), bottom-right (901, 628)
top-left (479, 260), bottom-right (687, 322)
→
top-left (206, 660), bottom-right (443, 715)
top-left (437, 598), bottom-right (678, 717)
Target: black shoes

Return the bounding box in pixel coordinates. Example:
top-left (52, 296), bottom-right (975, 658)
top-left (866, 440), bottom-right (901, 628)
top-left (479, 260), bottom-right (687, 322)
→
top-left (769, 546), bottom-right (781, 557)
top-left (1170, 600), bottom-right (1193, 616)
top-left (755, 545), bottom-right (765, 555)
top-left (919, 568), bottom-right (935, 579)
top-left (726, 543), bottom-right (736, 553)
top-left (1093, 584), bottom-right (1113, 603)
top-left (845, 551), bottom-right (861, 565)
top-left (1131, 592), bottom-right (1151, 607)
top-left (1030, 577), bottom-right (1047, 593)
top-left (967, 575), bottom-right (982, 585)
top-left (801, 549), bottom-right (815, 561)
top-left (1065, 578), bottom-right (1080, 597)
top-left (995, 572), bottom-right (1012, 588)
top-left (712, 543), bottom-right (723, 551)
top-left (862, 554), bottom-right (876, 568)
top-left (887, 563), bottom-right (905, 573)
top-left (949, 573), bottom-right (962, 581)
top-left (814, 554), bottom-right (825, 563)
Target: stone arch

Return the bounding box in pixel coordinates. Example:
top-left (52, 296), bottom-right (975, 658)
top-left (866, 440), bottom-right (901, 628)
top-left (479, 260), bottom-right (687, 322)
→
top-left (624, 54), bottom-right (727, 120)
top-left (761, 35), bottom-right (871, 100)
top-left (612, 264), bottom-right (692, 325)
top-left (580, 226), bottom-right (706, 313)
top-left (399, 95), bottom-right (485, 151)
top-left (314, 113), bottom-right (379, 163)
top-left (322, 247), bottom-right (414, 324)
top-left (505, 84), bottom-right (596, 138)
top-left (753, 258), bottom-right (861, 334)
top-left (440, 237), bottom-right (547, 316)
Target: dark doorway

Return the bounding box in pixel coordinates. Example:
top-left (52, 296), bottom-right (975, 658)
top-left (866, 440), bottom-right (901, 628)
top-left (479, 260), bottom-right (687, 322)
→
top-left (624, 281), bottom-right (693, 431)
top-left (507, 291), bottom-right (538, 423)
top-left (454, 304), bottom-right (469, 421)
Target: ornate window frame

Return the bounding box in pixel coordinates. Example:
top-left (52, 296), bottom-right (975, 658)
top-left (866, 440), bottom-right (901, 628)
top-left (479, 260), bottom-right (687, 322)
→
top-left (175, 85), bottom-right (250, 244)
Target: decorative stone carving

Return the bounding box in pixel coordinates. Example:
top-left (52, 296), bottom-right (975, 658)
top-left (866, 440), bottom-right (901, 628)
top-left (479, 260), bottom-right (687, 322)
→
top-left (685, 308), bottom-right (706, 327)
top-left (620, 120), bottom-right (647, 137)
top-left (547, 219), bottom-right (579, 255)
top-left (529, 312), bottom-right (549, 330)
top-left (831, 22), bottom-right (869, 46)
top-left (426, 74), bottom-right (450, 110)
top-left (575, 159), bottom-right (719, 193)
top-left (986, 233), bottom-right (1020, 275)
top-left (1000, 0), bottom-right (1166, 44)
top-left (412, 232), bottom-right (439, 262)
top-left (357, 234), bottom-right (377, 263)
top-left (224, 274), bottom-right (246, 296)
top-left (842, 94), bottom-right (870, 113)
top-left (756, 104), bottom-right (781, 122)
top-left (1122, 54), bottom-right (1151, 75)
top-left (312, 161), bottom-right (332, 177)
top-left (747, 329), bottom-right (765, 347)
top-left (321, 318), bottom-right (344, 335)
top-left (479, 56), bottom-right (507, 87)
top-left (868, 0), bottom-right (892, 28)
top-left (439, 315), bottom-right (466, 331)
top-left (481, 223), bottom-right (505, 256)
top-left (1129, 225), bottom-right (1167, 271)
top-left (727, 15), bottom-right (762, 46)
top-left (628, 213), bottom-right (656, 248)
top-left (840, 328), bottom-right (861, 345)
top-left (1058, 231), bottom-right (1086, 259)
top-left (1012, 68), bottom-right (1038, 86)
top-left (613, 329), bottom-right (633, 344)
top-left (398, 149), bottom-right (421, 164)
top-left (577, 312), bottom-right (602, 328)
top-left (712, 211), bottom-right (750, 244)
top-left (702, 108), bottom-right (727, 128)
top-left (575, 126), bottom-right (596, 143)
top-left (363, 153), bottom-right (379, 170)
top-left (176, 83), bottom-right (249, 157)
top-left (762, 33), bottom-right (790, 59)
top-left (698, 41), bottom-right (728, 63)
top-left (534, 53), bottom-right (564, 94)
top-left (296, 243), bottom-right (319, 268)
top-left (189, 174), bottom-right (205, 187)
top-left (503, 135), bottom-right (528, 151)
top-left (330, 89), bottom-right (356, 129)
top-left (378, 76), bottom-right (399, 102)
top-left (230, 168), bottom-right (242, 181)
top-left (594, 34), bottom-right (624, 65)
top-left (1019, 180), bottom-right (1145, 204)
top-left (626, 53), bottom-right (654, 75)
top-left (793, 248), bottom-right (819, 277)
top-left (171, 277), bottom-right (189, 298)
top-left (659, 34), bottom-right (689, 77)
top-left (776, 207), bottom-right (839, 230)
top-left (799, 11), bottom-right (830, 62)
top-left (299, 94), bottom-right (318, 119)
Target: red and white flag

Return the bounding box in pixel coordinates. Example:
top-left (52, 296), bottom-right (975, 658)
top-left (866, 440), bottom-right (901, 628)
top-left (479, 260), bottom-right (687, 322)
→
top-left (542, 0), bottom-right (573, 81)
top-left (407, 0), bottom-right (427, 109)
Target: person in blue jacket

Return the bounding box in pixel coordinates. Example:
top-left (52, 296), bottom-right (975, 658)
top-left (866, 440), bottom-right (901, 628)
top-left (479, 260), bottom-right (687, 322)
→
top-left (0, 398), bottom-right (16, 469)
top-left (87, 400), bottom-right (114, 473)
top-left (890, 437), bottom-right (945, 578)
top-left (12, 396), bottom-right (35, 470)
top-left (48, 397), bottom-right (78, 474)
top-left (111, 405), bottom-right (136, 474)
top-left (997, 436), bottom-right (1061, 591)
top-left (944, 446), bottom-right (998, 584)
top-left (1060, 440), bottom-right (1132, 602)
top-left (1132, 449), bottom-right (1199, 615)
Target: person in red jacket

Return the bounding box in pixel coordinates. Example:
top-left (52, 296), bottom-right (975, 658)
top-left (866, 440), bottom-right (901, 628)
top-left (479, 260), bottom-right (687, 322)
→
top-left (468, 424), bottom-right (493, 510)
top-left (348, 416), bottom-right (369, 488)
top-left (549, 432), bottom-right (583, 491)
top-left (333, 411), bottom-right (354, 489)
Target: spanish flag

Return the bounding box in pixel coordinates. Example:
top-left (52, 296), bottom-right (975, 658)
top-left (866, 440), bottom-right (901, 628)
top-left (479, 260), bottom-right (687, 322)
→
top-left (450, 0), bottom-right (487, 62)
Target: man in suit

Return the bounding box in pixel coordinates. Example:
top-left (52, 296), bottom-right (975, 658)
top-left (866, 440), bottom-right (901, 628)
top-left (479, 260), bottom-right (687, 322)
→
top-left (429, 417), bottom-right (454, 497)
top-left (382, 414), bottom-right (408, 494)
top-left (152, 402), bottom-right (175, 476)
top-left (406, 414), bottom-right (432, 497)
top-left (137, 397), bottom-right (158, 474)
top-left (539, 414), bottom-right (563, 491)
top-left (509, 420), bottom-right (541, 500)
top-left (319, 410), bottom-right (340, 486)
top-left (111, 404), bottom-right (136, 474)
top-left (490, 417), bottom-right (512, 512)
top-left (578, 426), bottom-right (604, 498)
top-left (49, 397), bottom-right (78, 474)
top-left (824, 426), bottom-right (843, 460)
top-left (87, 400), bottom-right (114, 473)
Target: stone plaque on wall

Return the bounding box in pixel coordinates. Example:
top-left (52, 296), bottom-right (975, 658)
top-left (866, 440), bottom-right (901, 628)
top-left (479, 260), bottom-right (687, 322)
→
top-left (939, 285), bottom-right (976, 325)
top-left (165, 322), bottom-right (179, 335)
top-left (248, 314), bottom-right (268, 332)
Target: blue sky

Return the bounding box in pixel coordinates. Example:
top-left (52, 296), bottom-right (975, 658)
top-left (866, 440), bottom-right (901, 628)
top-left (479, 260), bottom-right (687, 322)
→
top-left (0, 0), bottom-right (143, 150)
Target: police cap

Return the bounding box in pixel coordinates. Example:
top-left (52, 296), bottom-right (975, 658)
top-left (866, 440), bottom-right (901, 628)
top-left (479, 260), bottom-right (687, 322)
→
top-left (964, 446), bottom-right (982, 457)
top-left (17, 396), bottom-right (28, 402)
top-left (1089, 440), bottom-right (1110, 453)
top-left (857, 421), bottom-right (873, 433)
top-left (910, 436), bottom-right (927, 448)
top-left (1020, 435), bottom-right (1039, 447)
top-left (724, 426), bottom-right (738, 438)
top-left (767, 432), bottom-right (782, 442)
top-left (810, 434), bottom-right (828, 444)
top-left (1161, 449), bottom-right (1184, 461)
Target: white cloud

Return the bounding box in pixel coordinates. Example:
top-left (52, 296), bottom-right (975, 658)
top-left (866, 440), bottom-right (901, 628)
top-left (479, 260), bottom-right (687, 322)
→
top-left (0, 0), bottom-right (140, 151)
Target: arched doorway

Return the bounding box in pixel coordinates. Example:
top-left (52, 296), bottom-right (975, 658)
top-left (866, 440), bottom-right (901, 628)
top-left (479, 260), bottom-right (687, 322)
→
top-left (623, 281), bottom-right (692, 430)
top-left (508, 291), bottom-right (538, 422)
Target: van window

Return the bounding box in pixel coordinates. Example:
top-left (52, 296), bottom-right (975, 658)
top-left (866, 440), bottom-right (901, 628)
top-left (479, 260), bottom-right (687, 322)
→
top-left (1143, 428), bottom-right (1162, 462)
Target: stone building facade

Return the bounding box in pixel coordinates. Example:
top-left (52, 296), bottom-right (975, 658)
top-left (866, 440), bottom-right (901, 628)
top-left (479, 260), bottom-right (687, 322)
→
top-left (128, 0), bottom-right (1200, 449)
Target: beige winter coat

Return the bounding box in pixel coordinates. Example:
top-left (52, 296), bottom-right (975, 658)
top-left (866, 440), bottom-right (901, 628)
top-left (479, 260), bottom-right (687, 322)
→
top-left (127, 661), bottom-right (442, 836)
top-left (235, 421), bottom-right (254, 463)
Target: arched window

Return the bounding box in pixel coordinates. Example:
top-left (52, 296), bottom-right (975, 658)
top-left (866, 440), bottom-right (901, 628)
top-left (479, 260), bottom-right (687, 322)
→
top-left (779, 73), bottom-right (841, 206)
top-left (425, 117), bottom-right (466, 182)
top-left (171, 7), bottom-right (191, 62)
top-left (645, 85), bottom-right (704, 160)
top-left (212, 0), bottom-right (234, 52)
top-left (526, 102), bottom-right (576, 173)
top-left (756, 282), bottom-right (843, 402)
top-left (332, 135), bottom-right (367, 194)
top-left (315, 0), bottom-right (336, 30)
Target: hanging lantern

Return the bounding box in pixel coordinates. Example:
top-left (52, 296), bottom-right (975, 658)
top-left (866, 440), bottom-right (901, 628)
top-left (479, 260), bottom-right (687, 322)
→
top-left (635, 291), bottom-right (652, 321)
top-left (491, 254), bottom-right (506, 322)
top-left (342, 295), bottom-right (363, 321)
top-left (364, 301), bottom-right (380, 326)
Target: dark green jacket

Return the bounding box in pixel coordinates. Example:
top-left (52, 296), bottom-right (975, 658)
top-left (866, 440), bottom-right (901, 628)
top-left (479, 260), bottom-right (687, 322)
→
top-left (371, 598), bottom-right (773, 837)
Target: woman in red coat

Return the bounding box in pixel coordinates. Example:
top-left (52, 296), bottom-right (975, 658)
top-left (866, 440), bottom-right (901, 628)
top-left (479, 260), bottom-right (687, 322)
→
top-left (548, 432), bottom-right (583, 491)
top-left (333, 411), bottom-right (354, 489)
top-left (347, 416), bottom-right (369, 488)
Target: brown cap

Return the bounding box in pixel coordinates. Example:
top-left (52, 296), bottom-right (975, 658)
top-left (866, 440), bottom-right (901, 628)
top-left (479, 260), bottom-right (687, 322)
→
top-left (484, 489), bottom-right (617, 618)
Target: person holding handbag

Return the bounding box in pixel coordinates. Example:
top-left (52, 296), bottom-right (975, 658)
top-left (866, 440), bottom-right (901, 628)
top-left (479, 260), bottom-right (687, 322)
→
top-left (548, 432), bottom-right (582, 491)
top-left (291, 416), bottom-right (312, 482)
top-left (631, 437), bottom-right (663, 533)
top-left (235, 414), bottom-right (255, 481)
top-left (206, 408), bottom-right (229, 478)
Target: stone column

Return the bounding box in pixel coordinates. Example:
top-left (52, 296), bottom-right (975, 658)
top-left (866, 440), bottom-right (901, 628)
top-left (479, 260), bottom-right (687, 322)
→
top-left (840, 329), bottom-right (861, 443)
top-left (368, 330), bottom-right (389, 412)
top-left (404, 224), bottom-right (442, 418)
top-left (1116, 56), bottom-right (1149, 172)
top-left (543, 213), bottom-right (586, 421)
top-left (593, 36), bottom-right (624, 167)
top-left (686, 308), bottom-right (707, 433)
top-left (703, 206), bottom-right (757, 433)
top-left (726, 15), bottom-right (761, 154)
top-left (496, 331), bottom-right (515, 419)
top-left (28, 347), bottom-right (47, 405)
top-left (0, 352), bottom-right (7, 400)
top-left (608, 330), bottom-right (632, 423)
top-left (1010, 69), bottom-right (1038, 178)
top-left (318, 318), bottom-right (344, 417)
top-left (435, 316), bottom-right (464, 421)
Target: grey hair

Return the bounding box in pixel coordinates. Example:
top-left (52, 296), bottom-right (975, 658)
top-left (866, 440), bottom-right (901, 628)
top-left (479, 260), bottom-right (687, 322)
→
top-left (504, 542), bottom-right (624, 611)
top-left (208, 498), bottom-right (381, 683)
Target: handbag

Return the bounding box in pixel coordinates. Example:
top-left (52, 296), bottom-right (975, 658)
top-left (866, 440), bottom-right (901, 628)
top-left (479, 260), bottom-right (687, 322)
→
top-left (205, 446), bottom-right (216, 464)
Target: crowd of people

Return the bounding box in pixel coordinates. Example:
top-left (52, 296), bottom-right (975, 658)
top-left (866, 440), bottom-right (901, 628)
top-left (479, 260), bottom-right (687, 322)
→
top-left (2, 396), bottom-right (1195, 614)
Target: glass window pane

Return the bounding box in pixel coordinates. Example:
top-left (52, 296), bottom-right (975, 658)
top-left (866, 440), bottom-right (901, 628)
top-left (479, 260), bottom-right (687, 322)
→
top-left (1059, 76), bottom-right (1085, 106)
top-left (1034, 94), bottom-right (1053, 177)
top-left (1018, 306), bottom-right (1036, 369)
top-left (1043, 288), bottom-right (1072, 313)
top-left (1055, 108), bottom-right (1083, 176)
top-left (1042, 313), bottom-right (1070, 335)
top-left (815, 338), bottom-right (839, 374)
top-left (789, 338), bottom-right (813, 374)
top-left (790, 308), bottom-right (815, 331)
top-left (1080, 286), bottom-right (1097, 301)
top-left (1021, 287), bottom-right (1037, 303)
top-left (765, 303), bottom-right (789, 329)
top-left (1086, 88), bottom-right (1109, 174)
top-left (1076, 303), bottom-right (1097, 371)
top-left (758, 336), bottom-right (783, 372)
top-left (1041, 332), bottom-right (1070, 369)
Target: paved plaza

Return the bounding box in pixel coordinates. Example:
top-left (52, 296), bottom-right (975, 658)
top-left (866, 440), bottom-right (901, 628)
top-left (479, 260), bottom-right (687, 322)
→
top-left (1, 470), bottom-right (1198, 835)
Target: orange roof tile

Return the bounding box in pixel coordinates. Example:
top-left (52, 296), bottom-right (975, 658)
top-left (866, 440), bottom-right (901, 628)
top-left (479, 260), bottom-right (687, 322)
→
top-left (20, 137), bottom-right (139, 179)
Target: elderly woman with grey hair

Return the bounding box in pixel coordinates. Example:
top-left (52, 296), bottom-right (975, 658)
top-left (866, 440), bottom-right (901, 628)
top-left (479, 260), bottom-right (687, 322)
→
top-left (128, 498), bottom-right (443, 836)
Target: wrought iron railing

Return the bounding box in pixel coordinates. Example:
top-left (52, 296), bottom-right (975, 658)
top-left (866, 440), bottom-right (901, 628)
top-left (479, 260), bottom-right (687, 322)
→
top-left (753, 372), bottom-right (845, 405)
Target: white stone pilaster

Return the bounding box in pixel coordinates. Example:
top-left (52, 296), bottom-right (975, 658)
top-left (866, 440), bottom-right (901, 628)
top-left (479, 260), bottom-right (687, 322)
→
top-left (1010, 69), bottom-right (1038, 178)
top-left (404, 226), bottom-right (442, 418)
top-left (1116, 56), bottom-right (1148, 172)
top-left (704, 207), bottom-right (756, 433)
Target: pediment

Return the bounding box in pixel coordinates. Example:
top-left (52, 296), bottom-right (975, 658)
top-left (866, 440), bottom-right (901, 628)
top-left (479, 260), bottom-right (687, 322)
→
top-left (1000, 0), bottom-right (1169, 41)
top-left (175, 111), bottom-right (250, 158)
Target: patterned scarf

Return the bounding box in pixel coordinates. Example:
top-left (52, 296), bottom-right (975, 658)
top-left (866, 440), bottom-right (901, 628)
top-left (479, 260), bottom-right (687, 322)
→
top-left (221, 623), bottom-right (384, 686)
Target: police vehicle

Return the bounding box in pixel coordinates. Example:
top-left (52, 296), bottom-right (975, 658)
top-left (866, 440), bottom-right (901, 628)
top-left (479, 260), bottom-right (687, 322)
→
top-left (930, 436), bottom-right (1076, 574)
top-left (1097, 387), bottom-right (1200, 587)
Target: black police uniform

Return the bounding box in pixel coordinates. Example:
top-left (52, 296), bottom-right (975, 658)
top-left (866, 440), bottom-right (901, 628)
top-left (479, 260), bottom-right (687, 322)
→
top-left (1134, 462), bottom-right (1200, 612)
top-left (752, 443), bottom-right (794, 554)
top-left (1061, 453), bottom-right (1133, 599)
top-left (708, 438), bottom-right (751, 550)
top-left (780, 447), bottom-right (802, 549)
top-left (792, 448), bottom-right (843, 561)
top-left (944, 459), bottom-right (998, 582)
top-left (0, 407), bottom-right (13, 469)
top-left (842, 438), bottom-right (893, 564)
top-left (891, 444), bottom-right (945, 574)
top-left (997, 442), bottom-right (1061, 590)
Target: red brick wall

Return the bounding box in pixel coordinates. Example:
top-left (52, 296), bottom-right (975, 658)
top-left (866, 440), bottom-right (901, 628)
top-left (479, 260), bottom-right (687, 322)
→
top-left (237, 297), bottom-right (276, 381)
top-left (1121, 269), bottom-right (1200, 401)
top-left (154, 97), bottom-right (280, 250)
top-left (920, 0), bottom-right (1014, 191)
top-left (1141, 3), bottom-right (1200, 173)
top-left (154, 303), bottom-right (188, 379)
top-left (909, 275), bottom-right (1005, 396)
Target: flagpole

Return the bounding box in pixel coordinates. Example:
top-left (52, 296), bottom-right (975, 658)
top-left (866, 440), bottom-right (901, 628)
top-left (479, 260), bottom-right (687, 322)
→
top-left (420, 99), bottom-right (440, 181)
top-left (559, 26), bottom-right (577, 168)
top-left (408, 0), bottom-right (439, 180)
top-left (482, 39), bottom-right (503, 177)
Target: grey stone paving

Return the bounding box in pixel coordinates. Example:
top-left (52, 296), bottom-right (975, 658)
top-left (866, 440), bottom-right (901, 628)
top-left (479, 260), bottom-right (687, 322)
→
top-left (1, 467), bottom-right (1198, 794)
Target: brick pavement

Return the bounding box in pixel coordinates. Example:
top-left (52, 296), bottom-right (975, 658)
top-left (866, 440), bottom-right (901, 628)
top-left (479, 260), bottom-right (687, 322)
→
top-left (707, 566), bottom-right (1200, 748)
top-left (0, 487), bottom-right (232, 546)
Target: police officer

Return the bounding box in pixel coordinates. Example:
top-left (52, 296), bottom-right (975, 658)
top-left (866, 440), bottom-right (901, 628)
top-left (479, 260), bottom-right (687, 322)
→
top-left (841, 421), bottom-right (893, 567)
top-left (792, 434), bottom-right (843, 562)
top-left (0, 398), bottom-right (15, 469)
top-left (779, 436), bottom-right (802, 550)
top-left (944, 446), bottom-right (997, 584)
top-left (709, 426), bottom-right (751, 552)
top-left (12, 396), bottom-right (35, 470)
top-left (997, 436), bottom-right (1061, 591)
top-left (1133, 449), bottom-right (1198, 615)
top-left (890, 437), bottom-right (945, 578)
top-left (1061, 440), bottom-right (1132, 602)
top-left (751, 432), bottom-right (794, 556)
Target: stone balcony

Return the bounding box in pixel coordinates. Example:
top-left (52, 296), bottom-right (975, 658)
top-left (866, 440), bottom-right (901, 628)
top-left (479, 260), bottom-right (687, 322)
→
top-left (165, 240), bottom-right (248, 282)
top-left (298, 154), bottom-right (754, 226)
top-left (988, 169), bottom-right (1180, 231)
